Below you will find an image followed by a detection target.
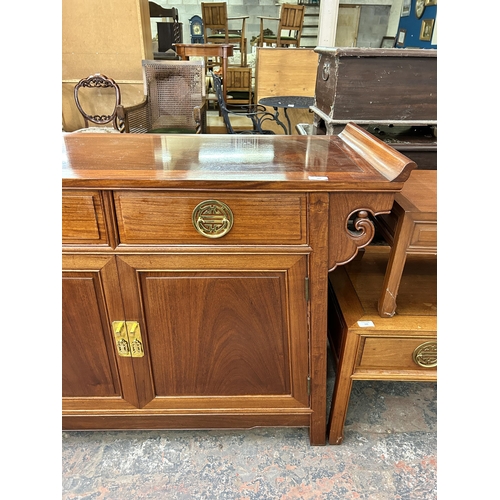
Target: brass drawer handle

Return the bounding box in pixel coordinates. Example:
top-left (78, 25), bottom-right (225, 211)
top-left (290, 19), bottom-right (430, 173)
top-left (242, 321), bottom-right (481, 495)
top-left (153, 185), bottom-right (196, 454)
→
top-left (412, 341), bottom-right (437, 368)
top-left (192, 200), bottom-right (233, 238)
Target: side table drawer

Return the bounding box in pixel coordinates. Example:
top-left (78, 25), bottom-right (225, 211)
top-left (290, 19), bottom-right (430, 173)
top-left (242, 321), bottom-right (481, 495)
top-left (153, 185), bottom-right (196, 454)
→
top-left (408, 221), bottom-right (437, 252)
top-left (114, 191), bottom-right (307, 245)
top-left (62, 190), bottom-right (108, 245)
top-left (356, 336), bottom-right (437, 373)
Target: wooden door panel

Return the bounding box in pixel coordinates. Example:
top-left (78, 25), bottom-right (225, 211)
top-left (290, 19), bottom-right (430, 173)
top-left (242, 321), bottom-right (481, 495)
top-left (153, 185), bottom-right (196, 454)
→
top-left (116, 253), bottom-right (309, 409)
top-left (142, 272), bottom-right (288, 396)
top-left (62, 272), bottom-right (119, 398)
top-left (62, 255), bottom-right (140, 408)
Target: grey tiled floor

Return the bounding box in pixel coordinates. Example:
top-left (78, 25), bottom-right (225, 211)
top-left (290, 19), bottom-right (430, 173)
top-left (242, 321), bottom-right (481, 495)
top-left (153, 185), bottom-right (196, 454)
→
top-left (62, 354), bottom-right (437, 499)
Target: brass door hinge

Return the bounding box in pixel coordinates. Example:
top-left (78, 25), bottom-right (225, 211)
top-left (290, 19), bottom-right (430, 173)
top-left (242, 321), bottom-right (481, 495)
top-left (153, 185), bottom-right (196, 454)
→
top-left (307, 375), bottom-right (311, 395)
top-left (305, 276), bottom-right (310, 302)
top-left (112, 321), bottom-right (144, 357)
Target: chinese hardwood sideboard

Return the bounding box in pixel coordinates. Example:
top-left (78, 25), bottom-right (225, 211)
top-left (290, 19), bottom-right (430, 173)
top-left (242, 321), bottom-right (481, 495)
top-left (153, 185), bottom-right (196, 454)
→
top-left (62, 123), bottom-right (415, 445)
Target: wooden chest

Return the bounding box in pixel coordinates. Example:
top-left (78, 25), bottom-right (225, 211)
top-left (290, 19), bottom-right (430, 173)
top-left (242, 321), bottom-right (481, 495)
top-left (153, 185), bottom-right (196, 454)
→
top-left (327, 246), bottom-right (437, 444)
top-left (313, 47), bottom-right (437, 124)
top-left (308, 47), bottom-right (437, 169)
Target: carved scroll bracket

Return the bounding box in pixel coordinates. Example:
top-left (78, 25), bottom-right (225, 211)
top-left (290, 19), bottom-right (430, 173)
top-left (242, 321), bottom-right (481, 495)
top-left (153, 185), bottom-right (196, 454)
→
top-left (328, 192), bottom-right (396, 271)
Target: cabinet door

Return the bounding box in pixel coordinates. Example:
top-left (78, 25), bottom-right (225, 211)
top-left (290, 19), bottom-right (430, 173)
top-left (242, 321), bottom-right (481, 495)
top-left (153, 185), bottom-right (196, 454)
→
top-left (115, 253), bottom-right (310, 411)
top-left (62, 255), bottom-right (140, 412)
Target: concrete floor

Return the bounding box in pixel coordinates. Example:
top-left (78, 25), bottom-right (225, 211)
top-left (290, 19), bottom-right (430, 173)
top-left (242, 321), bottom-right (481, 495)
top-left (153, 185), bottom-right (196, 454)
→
top-left (62, 352), bottom-right (437, 499)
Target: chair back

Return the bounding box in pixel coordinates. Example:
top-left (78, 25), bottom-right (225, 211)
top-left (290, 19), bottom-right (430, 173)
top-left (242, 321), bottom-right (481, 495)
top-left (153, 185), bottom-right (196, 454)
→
top-left (211, 72), bottom-right (275, 135)
top-left (211, 72), bottom-right (235, 133)
top-left (225, 67), bottom-right (253, 106)
top-left (149, 2), bottom-right (179, 21)
top-left (73, 74), bottom-right (123, 131)
top-left (278, 4), bottom-right (305, 44)
top-left (141, 60), bottom-right (206, 132)
top-left (201, 2), bottom-right (228, 35)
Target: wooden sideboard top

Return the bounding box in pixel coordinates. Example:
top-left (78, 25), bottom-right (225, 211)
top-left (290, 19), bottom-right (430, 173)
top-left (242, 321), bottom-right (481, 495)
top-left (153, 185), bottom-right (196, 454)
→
top-left (62, 123), bottom-right (416, 190)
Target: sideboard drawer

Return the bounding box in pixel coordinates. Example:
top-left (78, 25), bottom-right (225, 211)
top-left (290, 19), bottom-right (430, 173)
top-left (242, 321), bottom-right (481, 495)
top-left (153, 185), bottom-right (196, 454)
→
top-left (62, 190), bottom-right (108, 245)
top-left (356, 336), bottom-right (437, 373)
top-left (114, 191), bottom-right (307, 245)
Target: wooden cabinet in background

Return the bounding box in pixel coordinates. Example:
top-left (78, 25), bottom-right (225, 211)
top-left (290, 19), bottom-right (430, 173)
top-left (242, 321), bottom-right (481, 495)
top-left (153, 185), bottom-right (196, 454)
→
top-left (62, 126), bottom-right (416, 444)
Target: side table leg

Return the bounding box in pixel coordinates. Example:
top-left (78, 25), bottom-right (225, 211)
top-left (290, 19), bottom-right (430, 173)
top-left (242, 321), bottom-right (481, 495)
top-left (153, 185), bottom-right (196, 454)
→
top-left (377, 208), bottom-right (413, 317)
top-left (328, 332), bottom-right (359, 445)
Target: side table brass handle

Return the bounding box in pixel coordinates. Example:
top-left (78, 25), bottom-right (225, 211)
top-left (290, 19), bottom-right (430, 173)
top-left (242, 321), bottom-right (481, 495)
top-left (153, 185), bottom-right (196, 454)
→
top-left (192, 200), bottom-right (234, 238)
top-left (412, 341), bottom-right (437, 368)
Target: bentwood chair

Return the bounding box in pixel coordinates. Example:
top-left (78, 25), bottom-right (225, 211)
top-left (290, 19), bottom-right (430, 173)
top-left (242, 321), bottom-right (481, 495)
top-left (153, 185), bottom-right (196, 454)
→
top-left (201, 2), bottom-right (248, 66)
top-left (120, 60), bottom-right (206, 134)
top-left (211, 72), bottom-right (274, 135)
top-left (73, 74), bottom-right (125, 133)
top-left (257, 3), bottom-right (305, 48)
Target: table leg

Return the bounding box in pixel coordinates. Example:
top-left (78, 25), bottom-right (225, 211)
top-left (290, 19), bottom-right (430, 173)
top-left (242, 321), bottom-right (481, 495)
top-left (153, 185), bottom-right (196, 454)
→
top-left (272, 107), bottom-right (289, 135)
top-left (377, 206), bottom-right (413, 317)
top-left (327, 332), bottom-right (359, 445)
top-left (283, 108), bottom-right (292, 135)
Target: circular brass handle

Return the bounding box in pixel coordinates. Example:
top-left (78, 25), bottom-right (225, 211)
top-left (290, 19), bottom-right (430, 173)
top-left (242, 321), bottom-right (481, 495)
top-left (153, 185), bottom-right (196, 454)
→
top-left (321, 62), bottom-right (330, 81)
top-left (192, 200), bottom-right (233, 238)
top-left (412, 341), bottom-right (437, 368)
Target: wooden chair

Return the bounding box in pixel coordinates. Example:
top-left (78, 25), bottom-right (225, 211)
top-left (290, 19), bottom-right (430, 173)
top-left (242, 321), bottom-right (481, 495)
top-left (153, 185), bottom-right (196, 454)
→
top-left (210, 72), bottom-right (275, 135)
top-left (120, 60), bottom-right (206, 134)
top-left (225, 67), bottom-right (253, 107)
top-left (201, 2), bottom-right (248, 66)
top-left (73, 74), bottom-right (125, 133)
top-left (257, 3), bottom-right (305, 48)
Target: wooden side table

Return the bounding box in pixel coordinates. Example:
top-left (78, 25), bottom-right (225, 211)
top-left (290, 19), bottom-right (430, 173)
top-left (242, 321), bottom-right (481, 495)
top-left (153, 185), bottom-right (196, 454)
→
top-left (174, 43), bottom-right (234, 103)
top-left (375, 170), bottom-right (437, 317)
top-left (327, 246), bottom-right (437, 445)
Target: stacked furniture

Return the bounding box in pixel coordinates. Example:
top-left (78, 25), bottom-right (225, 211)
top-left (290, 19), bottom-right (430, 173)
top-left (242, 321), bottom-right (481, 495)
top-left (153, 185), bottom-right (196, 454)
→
top-left (257, 3), bottom-right (305, 48)
top-left (201, 2), bottom-right (248, 67)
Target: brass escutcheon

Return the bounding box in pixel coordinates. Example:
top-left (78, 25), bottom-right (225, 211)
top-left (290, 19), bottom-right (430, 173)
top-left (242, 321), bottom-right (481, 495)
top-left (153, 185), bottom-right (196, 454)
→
top-left (192, 200), bottom-right (234, 238)
top-left (412, 341), bottom-right (437, 368)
